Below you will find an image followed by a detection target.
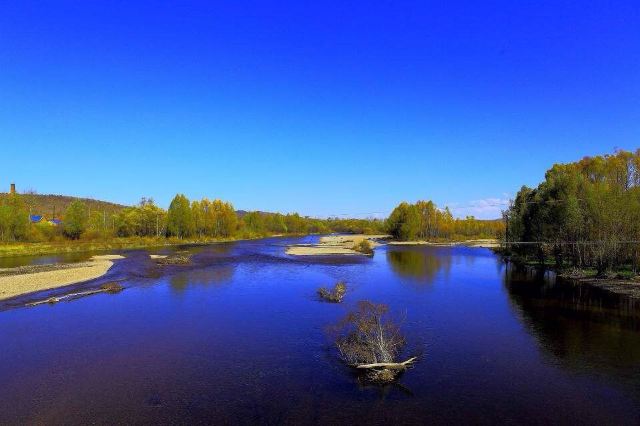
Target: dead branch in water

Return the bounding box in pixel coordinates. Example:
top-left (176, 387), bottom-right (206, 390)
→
top-left (26, 282), bottom-right (124, 306)
top-left (355, 357), bottom-right (417, 370)
top-left (332, 300), bottom-right (413, 383)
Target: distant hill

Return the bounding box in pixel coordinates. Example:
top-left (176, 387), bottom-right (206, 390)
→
top-left (235, 210), bottom-right (281, 218)
top-left (0, 192), bottom-right (126, 219)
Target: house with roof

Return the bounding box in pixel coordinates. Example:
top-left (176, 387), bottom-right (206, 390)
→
top-left (29, 215), bottom-right (63, 226)
top-left (30, 215), bottom-right (44, 224)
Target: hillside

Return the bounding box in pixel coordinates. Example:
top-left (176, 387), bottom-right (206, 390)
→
top-left (0, 192), bottom-right (126, 219)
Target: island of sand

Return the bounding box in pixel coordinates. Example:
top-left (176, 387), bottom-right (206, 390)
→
top-left (286, 235), bottom-right (387, 256)
top-left (0, 254), bottom-right (124, 301)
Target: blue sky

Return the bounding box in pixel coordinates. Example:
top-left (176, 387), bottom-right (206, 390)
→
top-left (1, 1), bottom-right (638, 219)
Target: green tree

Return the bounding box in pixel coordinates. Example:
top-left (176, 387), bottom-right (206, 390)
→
top-left (0, 193), bottom-right (29, 241)
top-left (166, 194), bottom-right (194, 238)
top-left (63, 200), bottom-right (88, 239)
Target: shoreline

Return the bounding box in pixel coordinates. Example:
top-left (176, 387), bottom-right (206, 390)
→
top-left (573, 277), bottom-right (640, 299)
top-left (388, 238), bottom-right (500, 248)
top-left (503, 256), bottom-right (640, 300)
top-left (0, 234), bottom-right (303, 259)
top-left (0, 254), bottom-right (124, 301)
top-left (286, 234), bottom-right (387, 256)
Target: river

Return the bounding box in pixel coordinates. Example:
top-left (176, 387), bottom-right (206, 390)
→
top-left (0, 236), bottom-right (638, 424)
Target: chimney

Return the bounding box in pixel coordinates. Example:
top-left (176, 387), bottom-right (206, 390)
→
top-left (10, 183), bottom-right (15, 194)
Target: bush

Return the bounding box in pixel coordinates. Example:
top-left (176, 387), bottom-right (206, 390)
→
top-left (333, 301), bottom-right (408, 383)
top-left (317, 281), bottom-right (347, 303)
top-left (353, 239), bottom-right (374, 255)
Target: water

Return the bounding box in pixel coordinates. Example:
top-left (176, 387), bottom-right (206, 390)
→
top-left (1, 236), bottom-right (639, 425)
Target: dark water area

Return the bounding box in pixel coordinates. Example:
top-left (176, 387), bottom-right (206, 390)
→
top-left (1, 236), bottom-right (639, 425)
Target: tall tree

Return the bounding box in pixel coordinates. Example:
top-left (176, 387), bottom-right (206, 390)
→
top-left (166, 194), bottom-right (194, 238)
top-left (0, 193), bottom-right (29, 241)
top-left (63, 200), bottom-right (88, 239)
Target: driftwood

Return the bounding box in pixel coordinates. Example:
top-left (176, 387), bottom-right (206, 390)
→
top-left (355, 357), bottom-right (417, 370)
top-left (26, 282), bottom-right (124, 306)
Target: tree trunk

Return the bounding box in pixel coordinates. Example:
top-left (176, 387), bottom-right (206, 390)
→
top-left (355, 357), bottom-right (417, 370)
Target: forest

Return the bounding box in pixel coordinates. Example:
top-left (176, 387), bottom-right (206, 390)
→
top-left (0, 190), bottom-right (502, 245)
top-left (503, 149), bottom-right (640, 275)
top-left (0, 192), bottom-right (390, 243)
top-left (385, 200), bottom-right (505, 241)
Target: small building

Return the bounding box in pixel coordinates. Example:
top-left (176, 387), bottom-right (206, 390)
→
top-left (48, 218), bottom-right (62, 226)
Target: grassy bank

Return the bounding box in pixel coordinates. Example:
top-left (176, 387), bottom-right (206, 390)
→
top-left (0, 234), bottom-right (288, 258)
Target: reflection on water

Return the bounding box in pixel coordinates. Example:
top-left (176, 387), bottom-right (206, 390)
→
top-left (0, 238), bottom-right (639, 424)
top-left (386, 247), bottom-right (452, 283)
top-left (504, 263), bottom-right (640, 396)
top-left (170, 266), bottom-right (235, 292)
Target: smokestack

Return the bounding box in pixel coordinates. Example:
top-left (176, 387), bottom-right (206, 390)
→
top-left (10, 183), bottom-right (15, 194)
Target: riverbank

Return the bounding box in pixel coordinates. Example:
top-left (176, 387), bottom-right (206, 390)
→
top-left (388, 238), bottom-right (500, 248)
top-left (286, 234), bottom-right (387, 256)
top-left (503, 254), bottom-right (640, 300)
top-left (0, 234), bottom-right (296, 258)
top-left (0, 254), bottom-right (124, 301)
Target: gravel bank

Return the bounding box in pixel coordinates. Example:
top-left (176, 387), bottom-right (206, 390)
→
top-left (0, 255), bottom-right (124, 301)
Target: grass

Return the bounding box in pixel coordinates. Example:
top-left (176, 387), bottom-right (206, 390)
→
top-left (0, 233), bottom-right (293, 258)
top-left (0, 238), bottom-right (170, 257)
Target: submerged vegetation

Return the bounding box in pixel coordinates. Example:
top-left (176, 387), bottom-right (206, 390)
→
top-left (317, 281), bottom-right (347, 303)
top-left (154, 252), bottom-right (192, 265)
top-left (504, 149), bottom-right (640, 276)
top-left (100, 282), bottom-right (124, 293)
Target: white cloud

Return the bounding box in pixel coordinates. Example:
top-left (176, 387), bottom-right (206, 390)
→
top-left (444, 197), bottom-right (510, 220)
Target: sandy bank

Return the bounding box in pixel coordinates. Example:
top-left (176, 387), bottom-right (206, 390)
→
top-left (286, 246), bottom-right (362, 256)
top-left (286, 235), bottom-right (387, 256)
top-left (0, 255), bottom-right (124, 301)
top-left (388, 239), bottom-right (499, 248)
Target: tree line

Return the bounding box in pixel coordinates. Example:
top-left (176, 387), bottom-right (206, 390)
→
top-left (385, 200), bottom-right (504, 241)
top-left (0, 192), bottom-right (389, 242)
top-left (503, 149), bottom-right (640, 274)
top-left (1, 191), bottom-right (505, 244)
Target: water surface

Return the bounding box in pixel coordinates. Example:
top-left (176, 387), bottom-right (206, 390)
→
top-left (1, 236), bottom-right (639, 425)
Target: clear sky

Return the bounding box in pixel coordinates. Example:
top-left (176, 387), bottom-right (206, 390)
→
top-left (1, 1), bottom-right (638, 219)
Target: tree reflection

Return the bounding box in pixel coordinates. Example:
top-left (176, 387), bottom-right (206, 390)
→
top-left (169, 265), bottom-right (236, 292)
top-left (387, 248), bottom-right (451, 284)
top-left (504, 263), bottom-right (640, 396)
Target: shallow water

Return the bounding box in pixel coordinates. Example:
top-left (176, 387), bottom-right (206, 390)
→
top-left (1, 236), bottom-right (639, 425)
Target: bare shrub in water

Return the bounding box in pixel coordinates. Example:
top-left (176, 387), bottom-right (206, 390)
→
top-left (318, 281), bottom-right (347, 303)
top-left (333, 300), bottom-right (415, 383)
top-left (101, 282), bottom-right (124, 293)
top-left (155, 252), bottom-right (192, 265)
